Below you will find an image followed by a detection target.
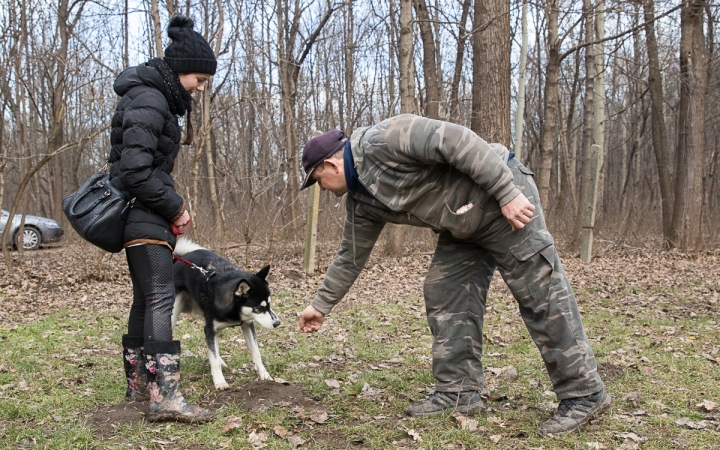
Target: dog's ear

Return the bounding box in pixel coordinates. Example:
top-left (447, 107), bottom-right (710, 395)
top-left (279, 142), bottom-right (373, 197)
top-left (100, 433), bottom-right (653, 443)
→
top-left (235, 281), bottom-right (250, 296)
top-left (256, 265), bottom-right (270, 280)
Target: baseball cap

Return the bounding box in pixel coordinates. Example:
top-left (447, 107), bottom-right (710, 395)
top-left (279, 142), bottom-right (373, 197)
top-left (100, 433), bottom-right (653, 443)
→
top-left (300, 130), bottom-right (347, 190)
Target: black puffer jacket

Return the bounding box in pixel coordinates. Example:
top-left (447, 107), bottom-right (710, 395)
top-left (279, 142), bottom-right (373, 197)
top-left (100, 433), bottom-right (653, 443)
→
top-left (108, 63), bottom-right (186, 249)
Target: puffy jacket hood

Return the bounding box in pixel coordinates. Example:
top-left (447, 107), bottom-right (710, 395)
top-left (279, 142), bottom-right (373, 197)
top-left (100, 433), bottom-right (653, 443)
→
top-left (113, 64), bottom-right (166, 98)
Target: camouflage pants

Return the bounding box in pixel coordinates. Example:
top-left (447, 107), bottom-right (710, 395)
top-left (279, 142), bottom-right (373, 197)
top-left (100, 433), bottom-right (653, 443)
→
top-left (423, 159), bottom-right (604, 399)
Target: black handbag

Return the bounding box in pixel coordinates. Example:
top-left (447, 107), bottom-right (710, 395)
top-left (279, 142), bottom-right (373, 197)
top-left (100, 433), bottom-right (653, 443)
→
top-left (62, 163), bottom-right (166, 253)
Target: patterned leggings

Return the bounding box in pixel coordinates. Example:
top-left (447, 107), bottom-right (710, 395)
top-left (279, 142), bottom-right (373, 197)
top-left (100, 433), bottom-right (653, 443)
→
top-left (125, 244), bottom-right (175, 343)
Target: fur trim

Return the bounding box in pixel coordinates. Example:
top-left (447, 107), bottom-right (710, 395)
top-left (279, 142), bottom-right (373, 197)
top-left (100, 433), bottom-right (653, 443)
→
top-left (174, 237), bottom-right (205, 256)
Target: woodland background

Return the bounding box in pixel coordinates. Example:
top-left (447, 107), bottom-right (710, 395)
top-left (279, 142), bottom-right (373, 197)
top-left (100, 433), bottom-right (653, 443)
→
top-left (0, 0), bottom-right (718, 258)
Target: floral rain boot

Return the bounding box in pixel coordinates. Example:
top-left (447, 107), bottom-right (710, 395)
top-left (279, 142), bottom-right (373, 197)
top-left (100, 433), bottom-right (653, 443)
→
top-left (122, 335), bottom-right (149, 401)
top-left (144, 341), bottom-right (213, 423)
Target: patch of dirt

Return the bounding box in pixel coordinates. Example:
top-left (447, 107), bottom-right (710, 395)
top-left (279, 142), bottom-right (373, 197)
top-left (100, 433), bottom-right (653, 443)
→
top-left (206, 380), bottom-right (324, 412)
top-left (86, 401), bottom-right (148, 439)
top-left (597, 362), bottom-right (625, 382)
top-left (85, 380), bottom-right (324, 440)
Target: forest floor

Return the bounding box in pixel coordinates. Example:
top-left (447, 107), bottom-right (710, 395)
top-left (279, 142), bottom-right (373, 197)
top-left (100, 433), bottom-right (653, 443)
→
top-left (0, 240), bottom-right (719, 449)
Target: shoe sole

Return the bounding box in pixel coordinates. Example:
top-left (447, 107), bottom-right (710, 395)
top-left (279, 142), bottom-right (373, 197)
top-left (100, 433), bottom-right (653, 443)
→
top-left (406, 400), bottom-right (485, 417)
top-left (540, 392), bottom-right (612, 437)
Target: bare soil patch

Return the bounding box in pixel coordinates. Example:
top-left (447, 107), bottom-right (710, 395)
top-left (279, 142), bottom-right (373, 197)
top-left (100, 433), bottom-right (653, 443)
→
top-left (597, 362), bottom-right (625, 382)
top-left (85, 380), bottom-right (325, 440)
top-left (207, 380), bottom-right (324, 412)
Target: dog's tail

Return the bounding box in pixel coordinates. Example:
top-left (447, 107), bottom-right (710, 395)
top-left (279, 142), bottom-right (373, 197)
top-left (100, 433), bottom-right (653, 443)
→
top-left (174, 237), bottom-right (205, 256)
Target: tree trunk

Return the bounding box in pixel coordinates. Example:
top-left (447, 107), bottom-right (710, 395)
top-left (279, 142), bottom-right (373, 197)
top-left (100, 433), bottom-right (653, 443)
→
top-left (643, 0), bottom-right (674, 246)
top-left (471, 0), bottom-right (510, 144)
top-left (538, 0), bottom-right (561, 208)
top-left (276, 0), bottom-right (335, 229)
top-left (514, 0), bottom-right (529, 160)
top-left (386, 0), bottom-right (416, 257)
top-left (151, 0), bottom-right (164, 58)
top-left (449, 0), bottom-right (471, 122)
top-left (201, 82), bottom-right (224, 241)
top-left (344, 1), bottom-right (354, 134)
top-left (572, 0), bottom-right (595, 251)
top-left (414, 0), bottom-right (440, 119)
top-left (671, 0), bottom-right (707, 251)
top-left (593, 2), bottom-right (606, 222)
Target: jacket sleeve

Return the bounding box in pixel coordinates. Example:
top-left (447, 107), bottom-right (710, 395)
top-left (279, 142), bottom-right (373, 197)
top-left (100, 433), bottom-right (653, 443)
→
top-left (118, 92), bottom-right (185, 221)
top-left (311, 198), bottom-right (385, 315)
top-left (390, 115), bottom-right (520, 206)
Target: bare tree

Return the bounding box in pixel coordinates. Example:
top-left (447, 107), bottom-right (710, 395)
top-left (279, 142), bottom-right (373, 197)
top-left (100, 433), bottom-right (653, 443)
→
top-left (644, 0), bottom-right (673, 246)
top-left (471, 0), bottom-right (510, 144)
top-left (671, 0), bottom-right (707, 251)
top-left (414, 0), bottom-right (441, 119)
top-left (276, 0), bottom-right (337, 227)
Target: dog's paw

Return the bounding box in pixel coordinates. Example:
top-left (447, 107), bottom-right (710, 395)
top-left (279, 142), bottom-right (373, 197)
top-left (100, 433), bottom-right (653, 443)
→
top-left (258, 371), bottom-right (273, 381)
top-left (214, 380), bottom-right (231, 390)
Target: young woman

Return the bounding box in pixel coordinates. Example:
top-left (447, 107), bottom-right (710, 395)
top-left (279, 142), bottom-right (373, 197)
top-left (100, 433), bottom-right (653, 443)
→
top-left (108, 15), bottom-right (216, 423)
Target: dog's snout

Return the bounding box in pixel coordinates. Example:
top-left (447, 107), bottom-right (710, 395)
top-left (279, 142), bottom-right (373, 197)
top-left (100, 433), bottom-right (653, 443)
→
top-left (273, 320), bottom-right (281, 328)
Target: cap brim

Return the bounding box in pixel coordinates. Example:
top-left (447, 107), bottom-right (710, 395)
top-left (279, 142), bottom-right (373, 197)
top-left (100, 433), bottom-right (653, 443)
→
top-left (300, 167), bottom-right (318, 190)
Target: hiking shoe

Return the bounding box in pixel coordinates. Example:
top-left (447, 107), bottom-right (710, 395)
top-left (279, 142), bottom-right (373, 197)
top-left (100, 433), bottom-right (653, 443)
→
top-left (405, 390), bottom-right (485, 417)
top-left (539, 389), bottom-right (612, 436)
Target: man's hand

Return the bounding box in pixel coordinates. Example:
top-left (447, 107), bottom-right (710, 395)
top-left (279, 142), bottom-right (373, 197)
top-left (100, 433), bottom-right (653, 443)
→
top-left (501, 193), bottom-right (535, 231)
top-left (299, 305), bottom-right (325, 333)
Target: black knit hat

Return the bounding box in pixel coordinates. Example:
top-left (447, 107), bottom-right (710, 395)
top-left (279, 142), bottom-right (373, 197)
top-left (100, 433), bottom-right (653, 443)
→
top-left (163, 15), bottom-right (217, 76)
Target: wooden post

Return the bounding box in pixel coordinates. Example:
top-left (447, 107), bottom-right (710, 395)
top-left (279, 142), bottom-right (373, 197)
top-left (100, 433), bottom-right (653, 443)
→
top-left (304, 183), bottom-right (321, 273)
top-left (580, 144), bottom-right (602, 263)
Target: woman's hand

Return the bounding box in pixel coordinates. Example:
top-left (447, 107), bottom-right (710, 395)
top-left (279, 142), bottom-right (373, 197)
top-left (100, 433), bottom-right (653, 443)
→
top-left (172, 210), bottom-right (191, 235)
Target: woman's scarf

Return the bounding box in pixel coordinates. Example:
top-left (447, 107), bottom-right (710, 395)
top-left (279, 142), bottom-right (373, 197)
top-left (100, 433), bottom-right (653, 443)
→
top-left (146, 58), bottom-right (195, 144)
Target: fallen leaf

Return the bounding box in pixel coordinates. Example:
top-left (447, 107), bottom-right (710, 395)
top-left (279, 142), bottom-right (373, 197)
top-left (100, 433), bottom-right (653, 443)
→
top-left (274, 425), bottom-right (288, 438)
top-left (624, 392), bottom-right (644, 406)
top-left (325, 379), bottom-right (340, 389)
top-left (487, 367), bottom-right (503, 376)
top-left (675, 417), bottom-right (706, 429)
top-left (407, 429), bottom-right (422, 442)
top-left (503, 366), bottom-right (518, 381)
top-left (616, 432), bottom-right (646, 442)
top-left (586, 442), bottom-right (606, 449)
top-left (221, 417), bottom-right (243, 434)
top-left (274, 377), bottom-right (290, 385)
top-left (248, 431), bottom-right (269, 446)
top-left (310, 412), bottom-right (328, 424)
top-left (697, 400), bottom-right (717, 411)
top-left (287, 435), bottom-right (306, 448)
top-left (487, 416), bottom-right (504, 425)
top-left (454, 414), bottom-right (478, 431)
top-left (489, 435), bottom-right (501, 443)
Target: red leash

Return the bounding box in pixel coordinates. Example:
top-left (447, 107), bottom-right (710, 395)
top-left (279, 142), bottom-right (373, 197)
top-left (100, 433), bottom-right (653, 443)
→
top-left (172, 252), bottom-right (215, 279)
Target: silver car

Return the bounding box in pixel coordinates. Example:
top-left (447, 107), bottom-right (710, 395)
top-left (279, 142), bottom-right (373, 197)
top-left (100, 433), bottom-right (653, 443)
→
top-left (0, 209), bottom-right (64, 250)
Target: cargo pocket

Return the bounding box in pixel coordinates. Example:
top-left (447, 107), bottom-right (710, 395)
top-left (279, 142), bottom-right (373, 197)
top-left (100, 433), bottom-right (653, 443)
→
top-left (509, 230), bottom-right (555, 300)
top-left (510, 230), bottom-right (554, 261)
top-left (442, 201), bottom-right (485, 239)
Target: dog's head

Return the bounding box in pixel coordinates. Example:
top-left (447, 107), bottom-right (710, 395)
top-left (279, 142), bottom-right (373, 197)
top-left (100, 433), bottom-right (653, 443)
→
top-left (236, 265), bottom-right (281, 329)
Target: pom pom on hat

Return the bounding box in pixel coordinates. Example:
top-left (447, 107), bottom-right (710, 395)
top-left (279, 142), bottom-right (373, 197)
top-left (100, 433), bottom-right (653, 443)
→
top-left (164, 14), bottom-right (217, 76)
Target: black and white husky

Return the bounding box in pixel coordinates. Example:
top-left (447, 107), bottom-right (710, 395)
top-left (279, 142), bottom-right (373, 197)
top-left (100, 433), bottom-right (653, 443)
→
top-left (172, 237), bottom-right (280, 390)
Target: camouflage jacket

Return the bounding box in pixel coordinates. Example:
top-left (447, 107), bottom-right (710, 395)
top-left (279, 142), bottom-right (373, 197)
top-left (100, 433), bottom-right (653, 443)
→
top-left (311, 114), bottom-right (520, 315)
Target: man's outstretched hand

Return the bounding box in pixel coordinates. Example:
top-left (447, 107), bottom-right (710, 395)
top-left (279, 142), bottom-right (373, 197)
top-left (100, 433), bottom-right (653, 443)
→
top-left (299, 305), bottom-right (325, 333)
top-left (501, 193), bottom-right (535, 231)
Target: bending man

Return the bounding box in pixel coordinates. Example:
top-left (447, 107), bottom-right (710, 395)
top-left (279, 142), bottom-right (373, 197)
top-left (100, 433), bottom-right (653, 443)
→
top-left (298, 114), bottom-right (610, 436)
